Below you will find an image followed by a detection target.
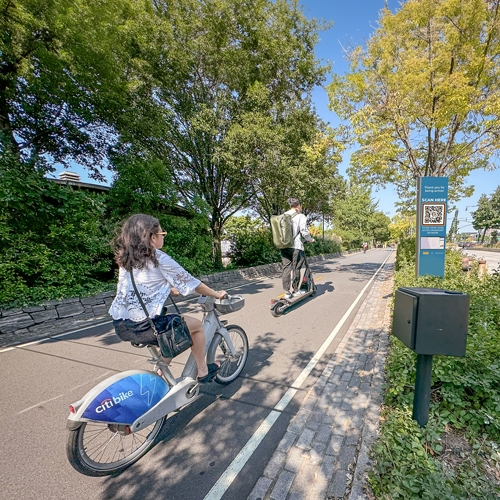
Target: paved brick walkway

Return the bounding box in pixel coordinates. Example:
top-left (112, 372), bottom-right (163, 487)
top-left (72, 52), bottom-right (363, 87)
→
top-left (248, 254), bottom-right (395, 500)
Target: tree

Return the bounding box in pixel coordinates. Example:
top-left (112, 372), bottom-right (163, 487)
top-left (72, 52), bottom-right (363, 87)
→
top-left (448, 209), bottom-right (459, 242)
top-left (472, 186), bottom-right (500, 242)
top-left (389, 212), bottom-right (415, 241)
top-left (0, 0), bottom-right (145, 177)
top-left (472, 194), bottom-right (494, 243)
top-left (113, 0), bottom-right (329, 265)
top-left (331, 182), bottom-right (379, 248)
top-left (226, 101), bottom-right (345, 223)
top-left (327, 0), bottom-right (500, 203)
top-left (490, 186), bottom-right (500, 227)
top-left (370, 211), bottom-right (391, 244)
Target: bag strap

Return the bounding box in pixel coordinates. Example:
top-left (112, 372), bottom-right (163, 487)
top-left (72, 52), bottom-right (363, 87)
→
top-left (291, 211), bottom-right (300, 241)
top-left (130, 268), bottom-right (182, 324)
top-left (168, 294), bottom-right (182, 315)
top-left (129, 269), bottom-right (158, 335)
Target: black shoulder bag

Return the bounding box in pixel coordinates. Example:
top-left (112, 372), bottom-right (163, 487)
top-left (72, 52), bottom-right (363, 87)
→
top-left (130, 270), bottom-right (193, 358)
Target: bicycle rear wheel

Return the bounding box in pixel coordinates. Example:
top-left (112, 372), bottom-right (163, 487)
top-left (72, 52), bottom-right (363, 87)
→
top-left (66, 416), bottom-right (165, 476)
top-left (210, 325), bottom-right (248, 385)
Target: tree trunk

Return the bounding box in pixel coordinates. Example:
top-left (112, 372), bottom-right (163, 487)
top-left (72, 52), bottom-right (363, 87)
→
top-left (0, 74), bottom-right (20, 158)
top-left (210, 216), bottom-right (223, 269)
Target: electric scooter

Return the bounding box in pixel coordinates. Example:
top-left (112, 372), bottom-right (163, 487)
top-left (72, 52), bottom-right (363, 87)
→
top-left (270, 258), bottom-right (316, 317)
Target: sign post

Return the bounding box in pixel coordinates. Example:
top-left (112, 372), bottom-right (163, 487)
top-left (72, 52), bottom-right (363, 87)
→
top-left (416, 177), bottom-right (449, 278)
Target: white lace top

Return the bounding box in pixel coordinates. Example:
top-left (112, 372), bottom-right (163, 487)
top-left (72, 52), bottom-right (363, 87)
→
top-left (108, 250), bottom-right (201, 321)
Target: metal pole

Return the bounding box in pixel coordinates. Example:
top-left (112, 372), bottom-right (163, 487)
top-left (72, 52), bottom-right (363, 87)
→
top-left (415, 177), bottom-right (422, 277)
top-left (413, 354), bottom-right (433, 427)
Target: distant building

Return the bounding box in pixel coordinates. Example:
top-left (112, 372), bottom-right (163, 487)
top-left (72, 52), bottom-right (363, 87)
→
top-left (50, 171), bottom-right (110, 194)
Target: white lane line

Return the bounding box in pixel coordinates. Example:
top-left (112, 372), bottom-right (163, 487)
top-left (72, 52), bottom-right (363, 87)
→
top-left (17, 371), bottom-right (112, 414)
top-left (17, 394), bottom-right (66, 414)
top-left (203, 251), bottom-right (393, 500)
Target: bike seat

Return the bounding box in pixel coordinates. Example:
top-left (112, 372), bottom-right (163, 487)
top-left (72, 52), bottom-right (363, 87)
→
top-left (130, 342), bottom-right (151, 348)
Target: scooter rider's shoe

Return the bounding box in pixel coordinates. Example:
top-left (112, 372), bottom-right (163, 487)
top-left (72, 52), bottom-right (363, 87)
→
top-left (293, 290), bottom-right (306, 297)
top-left (284, 292), bottom-right (293, 300)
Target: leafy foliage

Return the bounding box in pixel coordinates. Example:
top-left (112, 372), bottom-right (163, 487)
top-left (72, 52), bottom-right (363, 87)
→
top-left (224, 216), bottom-right (280, 267)
top-left (331, 181), bottom-right (391, 248)
top-left (395, 237), bottom-right (416, 271)
top-left (158, 214), bottom-right (215, 277)
top-left (224, 215), bottom-right (342, 267)
top-left (328, 0), bottom-right (500, 204)
top-left (0, 0), bottom-right (136, 176)
top-left (369, 249), bottom-right (500, 499)
top-left (111, 0), bottom-right (332, 264)
top-left (0, 155), bottom-right (114, 307)
top-left (472, 186), bottom-right (500, 243)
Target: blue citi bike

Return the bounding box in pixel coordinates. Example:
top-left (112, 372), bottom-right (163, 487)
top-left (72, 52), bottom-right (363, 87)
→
top-left (66, 294), bottom-right (248, 476)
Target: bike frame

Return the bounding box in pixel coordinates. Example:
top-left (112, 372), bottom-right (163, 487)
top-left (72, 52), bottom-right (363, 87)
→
top-left (67, 296), bottom-right (237, 432)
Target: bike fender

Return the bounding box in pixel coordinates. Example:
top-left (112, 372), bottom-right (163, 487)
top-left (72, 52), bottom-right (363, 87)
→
top-left (214, 328), bottom-right (237, 356)
top-left (67, 370), bottom-right (169, 426)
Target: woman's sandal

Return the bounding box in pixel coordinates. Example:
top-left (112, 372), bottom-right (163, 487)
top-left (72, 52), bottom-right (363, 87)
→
top-left (197, 362), bottom-right (220, 384)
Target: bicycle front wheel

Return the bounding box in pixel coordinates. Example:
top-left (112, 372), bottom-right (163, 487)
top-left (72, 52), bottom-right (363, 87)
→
top-left (211, 325), bottom-right (248, 385)
top-left (66, 416), bottom-right (165, 476)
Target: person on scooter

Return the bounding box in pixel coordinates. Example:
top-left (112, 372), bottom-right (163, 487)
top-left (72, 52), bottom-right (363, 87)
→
top-left (281, 198), bottom-right (315, 299)
top-left (109, 214), bottom-right (227, 384)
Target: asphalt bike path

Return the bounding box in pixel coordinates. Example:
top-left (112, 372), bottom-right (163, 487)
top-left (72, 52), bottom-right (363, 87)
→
top-left (0, 249), bottom-right (392, 500)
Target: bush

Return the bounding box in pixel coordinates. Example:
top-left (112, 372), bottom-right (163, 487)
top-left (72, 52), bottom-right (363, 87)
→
top-left (225, 216), bottom-right (343, 267)
top-left (160, 214), bottom-right (217, 276)
top-left (304, 237), bottom-right (342, 257)
top-left (0, 154), bottom-right (217, 308)
top-left (395, 236), bottom-right (416, 271)
top-left (0, 165), bottom-right (115, 307)
top-left (224, 216), bottom-right (280, 267)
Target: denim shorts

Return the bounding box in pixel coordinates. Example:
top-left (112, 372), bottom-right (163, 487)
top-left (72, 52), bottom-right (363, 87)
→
top-left (112, 314), bottom-right (180, 345)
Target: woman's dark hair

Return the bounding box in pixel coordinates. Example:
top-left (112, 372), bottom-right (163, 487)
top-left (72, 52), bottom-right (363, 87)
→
top-left (112, 214), bottom-right (161, 271)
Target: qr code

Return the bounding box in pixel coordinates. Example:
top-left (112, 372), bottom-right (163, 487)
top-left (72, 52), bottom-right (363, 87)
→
top-left (422, 203), bottom-right (446, 226)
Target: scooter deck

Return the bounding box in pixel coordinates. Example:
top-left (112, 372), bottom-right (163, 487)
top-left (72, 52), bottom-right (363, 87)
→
top-left (281, 289), bottom-right (314, 304)
top-left (273, 276), bottom-right (317, 304)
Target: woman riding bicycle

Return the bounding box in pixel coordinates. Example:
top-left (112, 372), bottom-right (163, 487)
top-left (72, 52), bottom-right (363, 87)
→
top-left (109, 214), bottom-right (227, 384)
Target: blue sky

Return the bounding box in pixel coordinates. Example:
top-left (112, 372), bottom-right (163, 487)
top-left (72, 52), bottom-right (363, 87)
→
top-left (55, 0), bottom-right (498, 232)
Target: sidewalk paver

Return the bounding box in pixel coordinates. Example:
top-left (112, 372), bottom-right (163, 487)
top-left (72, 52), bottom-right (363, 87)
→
top-left (248, 254), bottom-right (395, 500)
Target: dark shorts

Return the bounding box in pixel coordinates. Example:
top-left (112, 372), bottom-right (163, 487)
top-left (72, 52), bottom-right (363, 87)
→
top-left (112, 314), bottom-right (181, 345)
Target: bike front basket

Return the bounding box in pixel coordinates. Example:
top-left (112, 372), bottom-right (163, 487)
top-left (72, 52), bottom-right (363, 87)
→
top-left (215, 295), bottom-right (245, 314)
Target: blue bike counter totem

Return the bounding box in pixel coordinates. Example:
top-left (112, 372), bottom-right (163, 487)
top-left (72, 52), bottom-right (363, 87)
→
top-left (416, 177), bottom-right (449, 278)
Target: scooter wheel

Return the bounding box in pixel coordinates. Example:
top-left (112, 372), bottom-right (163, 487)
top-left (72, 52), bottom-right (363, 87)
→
top-left (271, 301), bottom-right (286, 317)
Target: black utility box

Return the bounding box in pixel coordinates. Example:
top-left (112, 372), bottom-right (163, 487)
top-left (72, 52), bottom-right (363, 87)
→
top-left (392, 287), bottom-right (469, 357)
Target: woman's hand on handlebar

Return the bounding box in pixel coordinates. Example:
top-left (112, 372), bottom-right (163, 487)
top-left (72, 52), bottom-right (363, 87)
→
top-left (195, 282), bottom-right (228, 300)
top-left (217, 290), bottom-right (228, 300)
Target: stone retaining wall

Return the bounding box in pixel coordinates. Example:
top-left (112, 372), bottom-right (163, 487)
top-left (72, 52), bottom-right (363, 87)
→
top-left (0, 252), bottom-right (343, 348)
